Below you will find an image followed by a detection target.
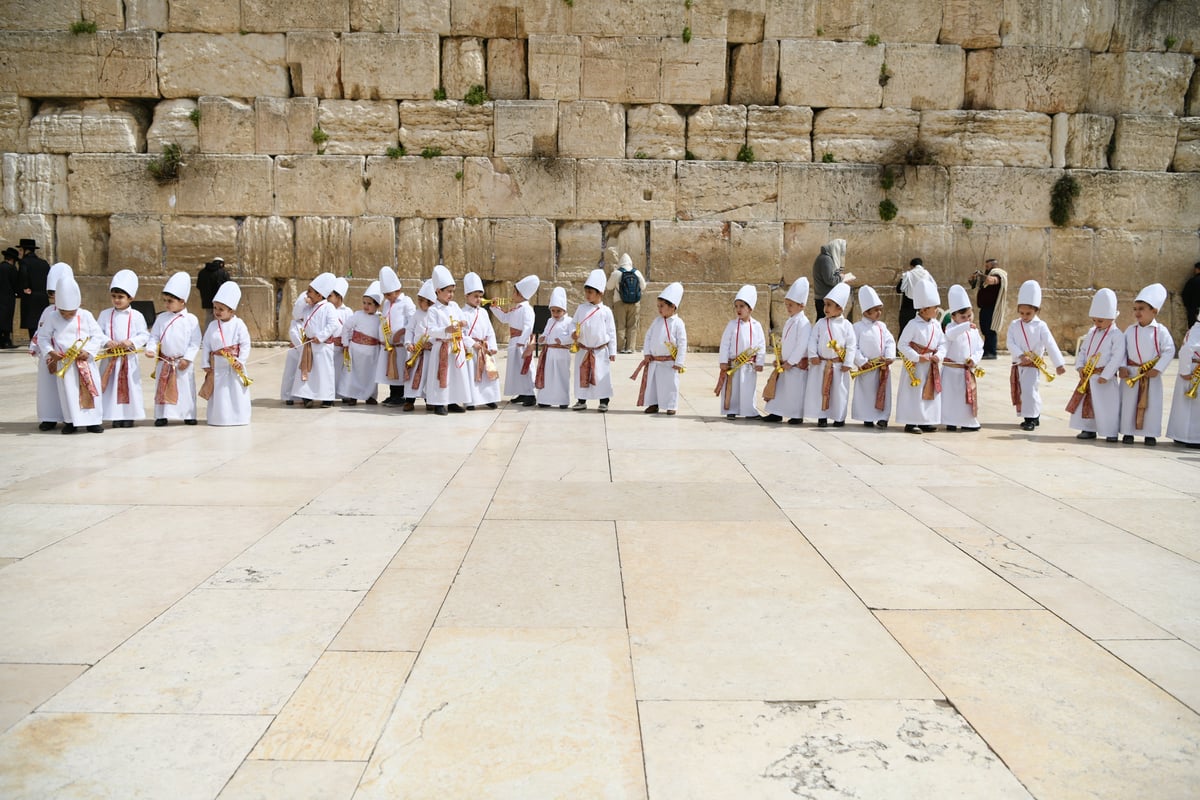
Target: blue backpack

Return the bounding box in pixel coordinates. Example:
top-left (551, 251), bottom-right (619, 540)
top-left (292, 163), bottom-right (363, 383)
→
top-left (618, 267), bottom-right (642, 304)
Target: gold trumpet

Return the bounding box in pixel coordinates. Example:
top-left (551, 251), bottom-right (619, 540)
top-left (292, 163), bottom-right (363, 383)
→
top-left (96, 345), bottom-right (143, 361)
top-left (1023, 350), bottom-right (1056, 382)
top-left (479, 297), bottom-right (504, 307)
top-left (900, 356), bottom-right (921, 387)
top-left (219, 351), bottom-right (253, 388)
top-left (1124, 356), bottom-right (1160, 388)
top-left (381, 315), bottom-right (394, 353)
top-left (827, 338), bottom-right (848, 362)
top-left (666, 342), bottom-right (686, 373)
top-left (405, 334), bottom-right (430, 369)
top-left (850, 358), bottom-right (886, 379)
top-left (770, 333), bottom-right (784, 374)
top-left (1185, 364), bottom-right (1200, 399)
top-left (569, 322), bottom-right (582, 354)
top-left (726, 346), bottom-right (759, 376)
top-left (54, 337), bottom-right (90, 378)
top-left (1075, 354), bottom-right (1099, 394)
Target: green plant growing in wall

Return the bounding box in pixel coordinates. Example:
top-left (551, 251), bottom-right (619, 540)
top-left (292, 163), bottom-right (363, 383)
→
top-left (880, 166), bottom-right (895, 191)
top-left (421, 146), bottom-right (443, 158)
top-left (455, 170), bottom-right (463, 180)
top-left (562, 0), bottom-right (573, 6)
top-left (685, 150), bottom-right (696, 161)
top-left (1165, 36), bottom-right (1178, 50)
top-left (70, 19), bottom-right (98, 34)
top-left (737, 144), bottom-right (755, 164)
top-left (147, 143), bottom-right (183, 184)
top-left (878, 63), bottom-right (891, 87)
top-left (1049, 173), bottom-right (1080, 227)
top-left (188, 108), bottom-right (201, 127)
top-left (311, 126), bottom-right (329, 154)
top-left (464, 85), bottom-right (488, 105)
top-left (433, 87), bottom-right (447, 101)
top-left (821, 152), bottom-right (836, 163)
top-left (682, 26), bottom-right (692, 43)
top-left (865, 33), bottom-right (880, 46)
top-left (634, 151), bottom-right (649, 159)
top-left (386, 145), bottom-right (405, 159)
top-left (961, 217), bottom-right (974, 230)
top-left (878, 198), bottom-right (898, 222)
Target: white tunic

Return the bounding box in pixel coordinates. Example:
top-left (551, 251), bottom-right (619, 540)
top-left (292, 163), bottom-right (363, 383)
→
top-left (422, 300), bottom-right (474, 407)
top-left (1119, 320), bottom-right (1176, 437)
top-left (340, 310), bottom-right (384, 401)
top-left (803, 315), bottom-right (857, 422)
top-left (764, 313), bottom-right (812, 421)
top-left (1068, 323), bottom-right (1125, 437)
top-left (850, 318), bottom-right (896, 423)
top-left (940, 321), bottom-right (984, 427)
top-left (491, 302), bottom-right (536, 397)
top-left (1007, 317), bottom-right (1065, 420)
top-left (462, 303), bottom-right (501, 405)
top-left (147, 310), bottom-right (202, 421)
top-left (332, 303), bottom-right (353, 398)
top-left (200, 316), bottom-right (252, 426)
top-left (32, 305), bottom-right (63, 423)
top-left (718, 317), bottom-right (766, 417)
top-left (639, 314), bottom-right (687, 411)
top-left (377, 294), bottom-right (415, 386)
top-left (96, 307), bottom-right (149, 421)
top-left (290, 300), bottom-right (340, 401)
top-left (1166, 322), bottom-right (1200, 444)
top-left (572, 302), bottom-right (618, 401)
top-left (535, 314), bottom-right (574, 407)
top-left (280, 296), bottom-right (309, 402)
top-left (404, 308), bottom-right (430, 399)
top-left (895, 317), bottom-right (946, 425)
top-left (39, 310), bottom-right (105, 427)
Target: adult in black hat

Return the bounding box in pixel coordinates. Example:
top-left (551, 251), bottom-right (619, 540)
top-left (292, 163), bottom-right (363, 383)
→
top-left (197, 257), bottom-right (230, 327)
top-left (16, 238), bottom-right (50, 340)
top-left (0, 247), bottom-right (19, 348)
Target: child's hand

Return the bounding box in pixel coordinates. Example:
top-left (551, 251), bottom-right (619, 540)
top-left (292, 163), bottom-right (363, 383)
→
top-left (179, 359), bottom-right (191, 370)
top-left (1147, 369), bottom-right (1160, 378)
top-left (609, 355), bottom-right (615, 362)
top-left (673, 365), bottom-right (684, 372)
top-left (1117, 366), bottom-right (1130, 378)
top-left (571, 330), bottom-right (579, 341)
top-left (1097, 377), bottom-right (1108, 384)
top-left (105, 340), bottom-right (117, 349)
top-left (233, 361), bottom-right (243, 371)
top-left (839, 364), bottom-right (851, 372)
top-left (145, 349), bottom-right (156, 359)
top-left (1055, 365), bottom-right (1066, 376)
top-left (754, 365), bottom-right (763, 372)
top-left (1019, 355), bottom-right (1034, 367)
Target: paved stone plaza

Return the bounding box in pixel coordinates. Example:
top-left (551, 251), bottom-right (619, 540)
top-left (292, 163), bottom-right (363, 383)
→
top-left (0, 345), bottom-right (1197, 799)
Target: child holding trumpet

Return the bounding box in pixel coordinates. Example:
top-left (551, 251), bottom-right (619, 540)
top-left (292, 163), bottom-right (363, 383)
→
top-left (718, 285), bottom-right (766, 419)
top-left (1166, 318), bottom-right (1200, 448)
top-left (461, 272), bottom-right (501, 409)
top-left (32, 261), bottom-right (72, 431)
top-left (402, 280), bottom-right (436, 412)
top-left (1068, 288), bottom-right (1123, 442)
top-left (146, 271), bottom-right (202, 427)
top-left (422, 265), bottom-right (473, 416)
top-left (1119, 283), bottom-right (1175, 446)
top-left (895, 278), bottom-right (945, 434)
top-left (633, 282), bottom-right (686, 415)
top-left (339, 281), bottom-right (385, 406)
top-left (96, 269), bottom-right (148, 428)
top-left (761, 278), bottom-right (811, 425)
top-left (39, 275), bottom-right (105, 434)
top-left (1007, 280), bottom-right (1066, 432)
top-left (802, 282), bottom-right (856, 427)
top-left (489, 274), bottom-right (540, 407)
top-left (571, 269), bottom-right (618, 413)
top-left (850, 285), bottom-right (894, 429)
top-left (199, 281), bottom-right (251, 426)
top-left (535, 287), bottom-right (574, 408)
top-left (940, 285), bottom-right (984, 432)
top-left (377, 266), bottom-right (414, 408)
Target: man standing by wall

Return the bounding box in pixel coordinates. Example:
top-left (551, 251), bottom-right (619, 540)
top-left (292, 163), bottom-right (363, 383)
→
top-left (1182, 262), bottom-right (1200, 328)
top-left (197, 257), bottom-right (230, 328)
top-left (16, 238), bottom-right (50, 341)
top-left (0, 247), bottom-right (19, 348)
top-left (970, 258), bottom-right (1008, 359)
top-left (812, 239), bottom-right (855, 321)
top-left (605, 250), bottom-right (645, 354)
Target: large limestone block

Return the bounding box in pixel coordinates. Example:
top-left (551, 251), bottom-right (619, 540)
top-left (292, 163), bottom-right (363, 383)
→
top-left (197, 96), bottom-right (255, 155)
top-left (946, 166), bottom-right (1056, 227)
top-left (287, 32), bottom-right (343, 99)
top-left (1047, 226), bottom-right (1097, 291)
top-left (276, 156), bottom-right (366, 216)
top-left (626, 104), bottom-right (685, 160)
top-left (365, 155), bottom-right (463, 217)
top-left (55, 216), bottom-right (108, 276)
top-left (1174, 118), bottom-right (1200, 172)
top-left (318, 100), bottom-right (398, 155)
top-left (163, 217), bottom-right (238, 273)
top-left (108, 215), bottom-right (163, 274)
top-left (730, 41), bottom-right (780, 107)
top-left (146, 99), bottom-right (199, 155)
top-left (352, 216), bottom-right (398, 274)
top-left (871, 0), bottom-right (944, 43)
top-left (730, 222), bottom-right (786, 283)
top-left (966, 47), bottom-right (1090, 114)
top-left (442, 38), bottom-right (487, 99)
top-left (492, 218), bottom-right (555, 281)
top-left (1092, 229), bottom-right (1164, 294)
top-left (0, 0), bottom-right (80, 30)
top-left (881, 44), bottom-right (965, 111)
top-left (494, 100), bottom-right (557, 157)
top-left (1110, 115), bottom-right (1181, 172)
top-left (726, 1), bottom-right (766, 43)
top-left (449, 0), bottom-right (565, 37)
top-left (813, 108), bottom-right (920, 164)
top-left (570, 1), bottom-right (686, 37)
top-left (747, 105), bottom-right (813, 162)
top-left (1075, 171), bottom-right (1200, 231)
top-left (687, 106), bottom-right (748, 162)
top-left (343, 33), bottom-right (440, 100)
top-left (1087, 52), bottom-right (1194, 117)
top-left (661, 38), bottom-right (727, 106)
top-left (241, 0), bottom-right (349, 32)
top-left (168, 0), bottom-right (239, 32)
top-left (919, 110), bottom-right (1052, 168)
top-left (462, 157), bottom-right (576, 218)
top-left (400, 101), bottom-right (493, 156)
top-left (394, 0), bottom-right (452, 34)
top-left (779, 163), bottom-right (884, 223)
top-left (558, 101), bottom-right (625, 159)
top-left (1110, 0), bottom-right (1200, 54)
top-left (676, 161), bottom-right (777, 221)
top-left (439, 217), bottom-right (491, 281)
top-left (1001, 0), bottom-right (1116, 50)
top-left (295, 217), bottom-right (352, 276)
top-left (175, 156), bottom-right (275, 216)
top-left (394, 218), bottom-right (442, 280)
top-left (2, 154), bottom-right (69, 215)
top-left (258, 98), bottom-right (319, 155)
top-left (28, 100), bottom-right (149, 155)
top-left (779, 40), bottom-right (883, 109)
top-left (649, 220), bottom-right (733, 284)
top-left (159, 34), bottom-right (289, 99)
top-left (0, 214), bottom-right (54, 261)
top-left (763, 1), bottom-right (818, 39)
top-left (126, 0), bottom-right (169, 31)
top-left (822, 222), bottom-right (907, 288)
top-left (882, 165), bottom-right (951, 225)
top-left (0, 31), bottom-right (158, 98)
top-left (528, 35), bottom-right (581, 101)
top-left (351, 0), bottom-right (397, 32)
top-left (603, 222), bottom-right (647, 274)
top-left (575, 159), bottom-right (676, 221)
top-left (487, 39), bottom-right (528, 100)
top-left (556, 221), bottom-right (603, 285)
top-left (68, 154), bottom-right (172, 215)
top-left (239, 216), bottom-right (294, 279)
top-left (581, 37), bottom-right (661, 104)
top-left (0, 94), bottom-right (32, 153)
top-left (938, 0), bottom-right (1002, 48)
top-left (1064, 114), bottom-right (1115, 169)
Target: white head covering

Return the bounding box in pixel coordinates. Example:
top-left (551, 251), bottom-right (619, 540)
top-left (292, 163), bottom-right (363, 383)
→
top-left (56, 276), bottom-right (81, 311)
top-left (585, 269), bottom-right (607, 293)
top-left (378, 266), bottom-right (401, 293)
top-left (735, 284), bottom-right (757, 309)
top-left (515, 274), bottom-right (540, 300)
top-left (826, 282), bottom-right (851, 310)
top-left (617, 253), bottom-right (634, 271)
top-left (213, 281), bottom-right (241, 310)
top-left (947, 284), bottom-right (971, 313)
top-left (364, 280), bottom-right (383, 306)
top-left (333, 277), bottom-right (349, 298)
top-left (1017, 280), bottom-right (1042, 307)
top-left (828, 239), bottom-right (847, 272)
top-left (1089, 288), bottom-right (1118, 319)
top-left (786, 277), bottom-right (810, 305)
top-left (109, 269), bottom-right (139, 297)
top-left (464, 271), bottom-right (484, 295)
top-left (548, 286), bottom-right (568, 310)
top-left (659, 282), bottom-right (684, 307)
top-left (417, 279), bottom-right (436, 303)
top-left (164, 271), bottom-right (191, 301)
top-left (47, 262), bottom-right (73, 295)
top-left (432, 264), bottom-right (454, 289)
top-left (899, 264), bottom-right (932, 298)
top-left (857, 285), bottom-right (882, 310)
top-left (912, 278), bottom-right (940, 309)
top-left (1135, 283), bottom-right (1167, 311)
top-left (310, 272), bottom-right (336, 298)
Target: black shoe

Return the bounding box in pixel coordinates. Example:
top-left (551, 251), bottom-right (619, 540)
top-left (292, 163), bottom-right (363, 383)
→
top-left (1020, 421), bottom-right (1035, 431)
top-left (598, 400), bottom-right (609, 413)
top-left (380, 397), bottom-right (401, 406)
top-left (905, 425), bottom-right (922, 434)
top-left (1145, 437), bottom-right (1157, 446)
top-left (1122, 435), bottom-right (1134, 444)
top-left (320, 401), bottom-right (333, 408)
top-left (727, 414), bottom-right (737, 419)
top-left (863, 422), bottom-right (874, 428)
top-left (522, 396), bottom-right (536, 407)
top-left (155, 418), bottom-right (167, 427)
top-left (817, 418), bottom-right (828, 427)
top-left (946, 425), bottom-right (958, 432)
top-left (1076, 431), bottom-right (1097, 440)
top-left (448, 404), bottom-right (466, 413)
top-left (538, 403), bottom-right (550, 408)
top-left (1033, 417), bottom-right (1040, 427)
top-left (645, 405), bottom-right (660, 414)
top-left (1105, 436), bottom-right (1118, 443)
top-left (760, 413), bottom-right (781, 422)
top-left (963, 426), bottom-right (979, 432)
top-left (345, 399), bottom-right (358, 406)
top-left (38, 421), bottom-right (56, 431)
top-left (433, 405), bottom-right (447, 416)
top-left (285, 400), bottom-right (295, 406)
top-left (788, 418), bottom-right (804, 425)
top-left (920, 425), bottom-right (936, 432)
top-left (466, 405), bottom-right (476, 410)
top-left (559, 405), bottom-right (568, 409)
top-left (875, 420), bottom-right (888, 429)
top-left (366, 397), bottom-right (378, 405)
top-left (402, 401), bottom-right (415, 412)
top-left (87, 425), bottom-right (104, 434)
top-left (832, 420), bottom-right (845, 427)
top-left (184, 418), bottom-right (197, 425)
top-left (572, 401), bottom-right (587, 411)
top-left (486, 402), bottom-right (498, 409)
top-left (61, 424), bottom-right (77, 435)
top-left (303, 399), bottom-right (313, 408)
top-left (982, 353), bottom-right (998, 360)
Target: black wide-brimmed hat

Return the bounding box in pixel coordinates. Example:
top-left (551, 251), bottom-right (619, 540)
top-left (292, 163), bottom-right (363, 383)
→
top-left (18, 238), bottom-right (37, 250)
top-left (2, 247), bottom-right (19, 260)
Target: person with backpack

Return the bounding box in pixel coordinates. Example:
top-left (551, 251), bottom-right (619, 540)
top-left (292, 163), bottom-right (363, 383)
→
top-left (605, 251), bottom-right (646, 354)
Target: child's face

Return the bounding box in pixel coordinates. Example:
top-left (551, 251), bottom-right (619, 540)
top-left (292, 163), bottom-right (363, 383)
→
top-left (657, 298), bottom-right (675, 318)
top-left (465, 290), bottom-right (483, 308)
top-left (213, 301), bottom-right (233, 322)
top-left (1091, 316), bottom-right (1113, 329)
top-left (952, 308), bottom-right (973, 323)
top-left (110, 290), bottom-right (131, 310)
top-left (1016, 304), bottom-right (1037, 322)
top-left (550, 306), bottom-right (565, 318)
top-left (784, 299), bottom-right (803, 316)
top-left (362, 297), bottom-right (378, 313)
top-left (163, 294), bottom-right (186, 313)
top-left (863, 305), bottom-right (883, 322)
top-left (734, 300), bottom-right (752, 320)
top-left (584, 287), bottom-right (602, 304)
top-left (823, 299), bottom-right (843, 318)
top-left (329, 292), bottom-right (343, 308)
top-left (305, 287), bottom-right (322, 304)
top-left (918, 305), bottom-right (939, 321)
top-left (1132, 301), bottom-right (1157, 326)
top-left (384, 289), bottom-right (400, 303)
top-left (436, 285), bottom-right (455, 304)
top-left (417, 297), bottom-right (431, 311)
top-left (58, 308), bottom-right (77, 320)
top-left (511, 291), bottom-right (525, 304)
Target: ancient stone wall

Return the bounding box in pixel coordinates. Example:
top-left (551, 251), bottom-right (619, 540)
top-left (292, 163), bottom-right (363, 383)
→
top-left (1, 0), bottom-right (1198, 347)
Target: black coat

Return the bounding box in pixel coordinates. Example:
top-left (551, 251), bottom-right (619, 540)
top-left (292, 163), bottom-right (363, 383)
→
top-left (18, 254), bottom-right (50, 330)
top-left (197, 263), bottom-right (230, 309)
top-left (0, 260), bottom-right (17, 333)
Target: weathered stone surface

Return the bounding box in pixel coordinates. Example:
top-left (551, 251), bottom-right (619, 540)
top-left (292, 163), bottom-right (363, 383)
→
top-left (779, 40), bottom-right (884, 109)
top-left (241, 0), bottom-right (349, 32)
top-left (197, 96), bottom-right (255, 155)
top-left (0, 214), bottom-right (54, 261)
top-left (487, 38), bottom-right (528, 100)
top-left (126, 0), bottom-right (169, 31)
top-left (492, 218), bottom-right (555, 281)
top-left (919, 110), bottom-right (1052, 168)
top-left (342, 33), bottom-right (440, 100)
top-left (1189, 70), bottom-right (1200, 117)
top-left (1087, 52), bottom-right (1194, 117)
top-left (55, 216), bottom-right (109, 276)
top-left (0, 31), bottom-right (158, 98)
top-left (576, 159), bottom-right (676, 221)
top-left (946, 166), bottom-right (1056, 227)
top-left (687, 106), bottom-right (748, 162)
top-left (1174, 118), bottom-right (1200, 172)
top-left (603, 222), bottom-right (647, 277)
top-left (449, 0), bottom-right (563, 37)
top-left (108, 215), bottom-right (163, 274)
top-left (966, 47), bottom-right (1090, 114)
top-left (352, 216), bottom-right (398, 275)
top-left (389, 219), bottom-right (439, 282)
top-left (295, 216), bottom-right (352, 276)
top-left (681, 160), bottom-right (782, 221)
top-left (581, 37), bottom-right (661, 104)
top-left (1110, 115), bottom-right (1181, 172)
top-left (168, 0), bottom-right (239, 32)
top-left (67, 154), bottom-right (171, 215)
top-left (558, 101), bottom-right (625, 159)
top-left (365, 155), bottom-right (463, 217)
top-left (726, 1), bottom-right (766, 43)
top-left (439, 217), bottom-right (490, 282)
top-left (1001, 0), bottom-right (1116, 50)
top-left (146, 99), bottom-right (199, 155)
top-left (1047, 226), bottom-right (1096, 292)
top-left (528, 35), bottom-right (581, 101)
top-left (1109, 0), bottom-right (1200, 54)
top-left (555, 221), bottom-right (603, 285)
top-left (884, 165), bottom-right (951, 225)
top-left (463, 157), bottom-right (575, 218)
top-left (730, 222), bottom-right (786, 283)
top-left (28, 100), bottom-right (148, 155)
top-left (0, 0), bottom-right (80, 31)
top-left (938, 0), bottom-right (1003, 48)
top-left (570, 1), bottom-right (686, 37)
top-left (1063, 113), bottom-right (1114, 170)
top-left (626, 104), bottom-right (685, 160)
top-left (351, 0), bottom-right (397, 32)
top-left (175, 156), bottom-right (275, 216)
top-left (874, 0), bottom-right (944, 43)
top-left (1076, 171), bottom-right (1200, 231)
top-left (649, 220), bottom-right (732, 284)
top-left (730, 41), bottom-right (780, 107)
top-left (287, 32), bottom-right (343, 99)
top-left (257, 98), bottom-right (319, 155)
top-left (0, 94), bottom-right (32, 153)
top-left (317, 100), bottom-right (398, 155)
top-left (779, 163), bottom-right (884, 223)
top-left (159, 34), bottom-right (289, 99)
top-left (2, 154), bottom-right (69, 215)
top-left (813, 108), bottom-right (920, 164)
top-left (400, 101), bottom-right (493, 156)
top-left (163, 216), bottom-right (238, 273)
top-left (238, 216), bottom-right (294, 279)
top-left (441, 38), bottom-right (486, 100)
top-left (747, 106), bottom-right (813, 163)
top-left (661, 38), bottom-right (727, 106)
top-left (1092, 228), bottom-right (1163, 294)
top-left (763, 0), bottom-right (817, 39)
top-left (823, 222), bottom-right (908, 288)
top-left (493, 100), bottom-right (557, 157)
top-left (393, 0), bottom-right (452, 34)
top-left (882, 44), bottom-right (966, 111)
top-left (276, 156), bottom-right (366, 216)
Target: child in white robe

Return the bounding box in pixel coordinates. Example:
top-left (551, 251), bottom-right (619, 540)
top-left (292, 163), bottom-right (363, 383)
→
top-left (490, 274), bottom-right (540, 406)
top-left (1119, 283), bottom-right (1175, 445)
top-left (940, 285), bottom-right (984, 432)
top-left (1166, 321), bottom-right (1200, 448)
top-left (461, 271), bottom-right (501, 409)
top-left (634, 282), bottom-right (687, 415)
top-left (762, 278), bottom-right (812, 425)
top-left (32, 261), bottom-right (73, 431)
top-left (571, 268), bottom-right (618, 413)
top-left (329, 277), bottom-right (353, 400)
top-left (340, 281), bottom-right (384, 405)
top-left (289, 272), bottom-right (340, 408)
top-left (895, 278), bottom-right (946, 434)
top-left (850, 284), bottom-right (895, 428)
top-left (1068, 288), bottom-right (1124, 442)
top-left (422, 264), bottom-right (474, 415)
top-left (39, 276), bottom-right (105, 434)
top-left (199, 281), bottom-right (252, 426)
top-left (96, 269), bottom-right (149, 428)
top-left (403, 280), bottom-right (435, 412)
top-left (377, 266), bottom-right (415, 407)
top-left (280, 293), bottom-right (309, 404)
top-left (717, 284), bottom-right (765, 419)
top-left (1007, 280), bottom-right (1067, 432)
top-left (146, 271), bottom-right (202, 426)
top-left (535, 287), bottom-right (573, 408)
top-left (803, 282), bottom-right (857, 427)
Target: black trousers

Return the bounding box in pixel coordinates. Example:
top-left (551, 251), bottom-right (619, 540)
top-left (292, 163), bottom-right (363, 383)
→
top-left (979, 305), bottom-right (998, 356)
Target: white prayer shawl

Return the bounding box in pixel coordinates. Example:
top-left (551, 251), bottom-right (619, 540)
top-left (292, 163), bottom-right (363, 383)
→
top-left (1069, 323), bottom-right (1125, 437)
top-left (96, 307), bottom-right (149, 421)
top-left (32, 305), bottom-right (63, 423)
top-left (422, 300), bottom-right (474, 406)
top-left (764, 313), bottom-right (812, 420)
top-left (39, 310), bottom-right (105, 426)
top-left (200, 316), bottom-right (252, 426)
top-left (1120, 320), bottom-right (1175, 437)
top-left (490, 301), bottom-right (536, 397)
top-left (536, 314), bottom-right (575, 407)
top-left (803, 315), bottom-right (857, 422)
top-left (719, 317), bottom-right (766, 417)
top-left (895, 317), bottom-right (946, 425)
top-left (332, 304), bottom-right (354, 397)
top-left (940, 321), bottom-right (984, 427)
top-left (404, 307), bottom-right (430, 399)
top-left (376, 294), bottom-right (415, 386)
top-left (640, 314), bottom-right (687, 411)
top-left (147, 310), bottom-right (201, 420)
top-left (1007, 317), bottom-right (1065, 420)
top-left (462, 303), bottom-right (501, 405)
top-left (280, 295), bottom-right (309, 401)
top-left (290, 300), bottom-right (340, 401)
top-left (572, 301), bottom-right (618, 400)
top-left (340, 310), bottom-right (384, 401)
top-left (850, 317), bottom-right (896, 423)
top-left (1166, 323), bottom-right (1200, 444)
